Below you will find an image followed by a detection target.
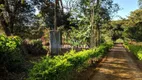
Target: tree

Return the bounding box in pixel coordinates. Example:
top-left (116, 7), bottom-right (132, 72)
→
top-left (78, 0), bottom-right (119, 47)
top-left (125, 9), bottom-right (142, 41)
top-left (126, 22), bottom-right (142, 41)
top-left (127, 9), bottom-right (142, 26)
top-left (109, 20), bottom-right (124, 41)
top-left (138, 0), bottom-right (142, 8)
top-left (0, 0), bottom-right (35, 36)
top-left (63, 0), bottom-right (78, 12)
top-left (31, 0), bottom-right (70, 30)
top-left (64, 0), bottom-right (119, 47)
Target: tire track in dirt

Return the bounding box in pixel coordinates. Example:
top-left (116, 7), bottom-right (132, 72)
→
top-left (90, 43), bottom-right (142, 80)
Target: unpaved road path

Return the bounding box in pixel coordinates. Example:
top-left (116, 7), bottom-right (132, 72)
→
top-left (90, 43), bottom-right (142, 80)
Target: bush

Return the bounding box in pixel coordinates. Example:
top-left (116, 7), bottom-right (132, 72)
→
top-left (0, 35), bottom-right (24, 72)
top-left (124, 43), bottom-right (142, 60)
top-left (103, 36), bottom-right (114, 44)
top-left (28, 43), bottom-right (112, 80)
top-left (24, 39), bottom-right (47, 55)
top-left (115, 38), bottom-right (124, 43)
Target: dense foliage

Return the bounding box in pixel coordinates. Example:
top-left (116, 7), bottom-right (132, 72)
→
top-left (126, 22), bottom-right (142, 41)
top-left (0, 0), bottom-right (36, 36)
top-left (139, 0), bottom-right (142, 8)
top-left (28, 43), bottom-right (113, 80)
top-left (24, 39), bottom-right (47, 55)
top-left (108, 9), bottom-right (142, 42)
top-left (0, 35), bottom-right (24, 72)
top-left (124, 43), bottom-right (142, 60)
top-left (1, 0), bottom-right (142, 79)
top-left (62, 0), bottom-right (119, 47)
top-left (124, 9), bottom-right (142, 41)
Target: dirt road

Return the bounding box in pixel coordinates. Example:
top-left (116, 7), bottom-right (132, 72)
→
top-left (90, 43), bottom-right (142, 80)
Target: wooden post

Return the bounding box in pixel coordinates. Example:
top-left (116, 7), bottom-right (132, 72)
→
top-left (54, 0), bottom-right (57, 30)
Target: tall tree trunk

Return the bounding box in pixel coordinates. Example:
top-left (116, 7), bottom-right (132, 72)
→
top-left (98, 26), bottom-right (101, 45)
top-left (96, 24), bottom-right (100, 46)
top-left (90, 0), bottom-right (101, 48)
top-left (90, 0), bottom-right (95, 48)
top-left (54, 0), bottom-right (58, 30)
top-left (9, 14), bottom-right (14, 34)
top-left (0, 13), bottom-right (14, 36)
top-left (94, 25), bottom-right (98, 47)
top-left (0, 0), bottom-right (13, 36)
top-left (0, 16), bottom-right (11, 36)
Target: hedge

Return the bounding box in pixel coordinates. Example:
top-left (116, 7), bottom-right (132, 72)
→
top-left (0, 35), bottom-right (24, 72)
top-left (28, 43), bottom-right (113, 80)
top-left (124, 43), bottom-right (142, 60)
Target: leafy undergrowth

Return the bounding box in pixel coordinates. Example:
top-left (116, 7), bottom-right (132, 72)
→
top-left (23, 39), bottom-right (48, 56)
top-left (0, 35), bottom-right (24, 72)
top-left (115, 38), bottom-right (124, 43)
top-left (0, 35), bottom-right (26, 80)
top-left (124, 43), bottom-right (142, 60)
top-left (28, 43), bottom-right (113, 80)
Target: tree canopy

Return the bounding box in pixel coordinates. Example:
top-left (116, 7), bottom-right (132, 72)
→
top-left (0, 0), bottom-right (35, 36)
top-left (138, 0), bottom-right (142, 8)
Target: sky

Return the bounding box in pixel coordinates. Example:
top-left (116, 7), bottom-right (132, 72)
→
top-left (35, 0), bottom-right (139, 20)
top-left (113, 0), bottom-right (139, 20)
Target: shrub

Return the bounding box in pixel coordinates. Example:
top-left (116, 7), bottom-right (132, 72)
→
top-left (0, 35), bottom-right (24, 72)
top-left (24, 39), bottom-right (47, 55)
top-left (115, 38), bottom-right (124, 43)
top-left (124, 43), bottom-right (142, 60)
top-left (28, 43), bottom-right (112, 80)
top-left (138, 50), bottom-right (142, 60)
top-left (103, 36), bottom-right (114, 45)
